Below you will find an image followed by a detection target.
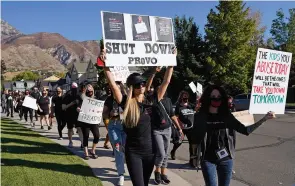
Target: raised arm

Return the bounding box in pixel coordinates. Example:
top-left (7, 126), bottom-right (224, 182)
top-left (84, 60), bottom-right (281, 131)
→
top-left (230, 112), bottom-right (275, 135)
top-left (146, 67), bottom-right (161, 92)
top-left (157, 66), bottom-right (174, 101)
top-left (100, 51), bottom-right (123, 104)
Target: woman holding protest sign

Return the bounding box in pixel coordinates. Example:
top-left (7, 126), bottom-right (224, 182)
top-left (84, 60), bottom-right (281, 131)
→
top-left (191, 85), bottom-right (275, 186)
top-left (100, 47), bottom-right (176, 186)
top-left (76, 84), bottom-right (100, 160)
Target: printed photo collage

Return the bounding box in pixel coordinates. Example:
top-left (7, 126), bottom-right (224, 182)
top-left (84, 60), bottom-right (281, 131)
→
top-left (103, 12), bottom-right (174, 43)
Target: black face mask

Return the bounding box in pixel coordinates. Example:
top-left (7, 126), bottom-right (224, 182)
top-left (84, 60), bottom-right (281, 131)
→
top-left (71, 88), bottom-right (78, 95)
top-left (86, 90), bottom-right (93, 97)
top-left (183, 98), bottom-right (189, 103)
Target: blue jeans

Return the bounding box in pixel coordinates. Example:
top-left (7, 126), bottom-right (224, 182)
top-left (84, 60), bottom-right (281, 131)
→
top-left (108, 120), bottom-right (126, 176)
top-left (201, 159), bottom-right (233, 186)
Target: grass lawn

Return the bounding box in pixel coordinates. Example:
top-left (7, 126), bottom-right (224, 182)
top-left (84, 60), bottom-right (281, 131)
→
top-left (1, 118), bottom-right (102, 186)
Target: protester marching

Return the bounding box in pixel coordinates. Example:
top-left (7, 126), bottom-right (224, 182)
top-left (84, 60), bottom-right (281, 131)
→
top-left (4, 5), bottom-right (295, 186)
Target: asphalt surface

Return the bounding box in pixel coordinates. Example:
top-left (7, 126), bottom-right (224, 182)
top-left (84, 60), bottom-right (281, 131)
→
top-left (170, 113), bottom-right (295, 186)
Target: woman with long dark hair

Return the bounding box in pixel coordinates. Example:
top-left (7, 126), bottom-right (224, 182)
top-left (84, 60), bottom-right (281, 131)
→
top-left (191, 85), bottom-right (275, 186)
top-left (101, 48), bottom-right (176, 186)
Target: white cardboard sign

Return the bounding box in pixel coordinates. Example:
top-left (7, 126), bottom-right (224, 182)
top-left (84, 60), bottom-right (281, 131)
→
top-left (197, 82), bottom-right (203, 94)
top-left (189, 82), bottom-right (197, 93)
top-left (249, 48), bottom-right (292, 114)
top-left (110, 66), bottom-right (130, 83)
top-left (78, 97), bottom-right (104, 124)
top-left (101, 11), bottom-right (176, 66)
top-left (23, 96), bottom-right (38, 110)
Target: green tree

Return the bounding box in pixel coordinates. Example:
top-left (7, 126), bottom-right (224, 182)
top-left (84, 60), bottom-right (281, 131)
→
top-left (142, 16), bottom-right (205, 101)
top-left (270, 8), bottom-right (295, 86)
top-left (1, 59), bottom-right (7, 80)
top-left (12, 71), bottom-right (40, 81)
top-left (54, 72), bottom-right (66, 78)
top-left (204, 1), bottom-right (257, 94)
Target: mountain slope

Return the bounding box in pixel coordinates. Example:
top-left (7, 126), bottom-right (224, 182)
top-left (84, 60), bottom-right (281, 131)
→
top-left (1, 20), bottom-right (100, 71)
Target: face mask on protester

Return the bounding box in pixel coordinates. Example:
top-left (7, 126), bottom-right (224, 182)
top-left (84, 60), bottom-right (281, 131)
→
top-left (210, 97), bottom-right (222, 108)
top-left (183, 98), bottom-right (189, 103)
top-left (25, 91), bottom-right (29, 95)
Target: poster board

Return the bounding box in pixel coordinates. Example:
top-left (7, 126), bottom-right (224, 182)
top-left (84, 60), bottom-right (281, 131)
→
top-left (189, 82), bottom-right (197, 93)
top-left (197, 82), bottom-right (203, 94)
top-left (249, 48), bottom-right (292, 114)
top-left (101, 11), bottom-right (176, 66)
top-left (232, 110), bottom-right (254, 126)
top-left (23, 96), bottom-right (38, 110)
top-left (77, 97), bottom-right (104, 124)
top-left (110, 66), bottom-right (130, 83)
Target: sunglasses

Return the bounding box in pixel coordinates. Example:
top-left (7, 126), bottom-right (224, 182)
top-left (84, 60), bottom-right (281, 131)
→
top-left (134, 82), bottom-right (146, 89)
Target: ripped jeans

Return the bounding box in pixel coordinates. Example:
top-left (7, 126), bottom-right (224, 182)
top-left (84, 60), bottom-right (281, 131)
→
top-left (108, 120), bottom-right (126, 176)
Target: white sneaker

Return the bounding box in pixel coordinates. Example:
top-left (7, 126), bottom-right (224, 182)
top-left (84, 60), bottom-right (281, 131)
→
top-left (117, 175), bottom-right (124, 186)
top-left (58, 137), bottom-right (63, 140)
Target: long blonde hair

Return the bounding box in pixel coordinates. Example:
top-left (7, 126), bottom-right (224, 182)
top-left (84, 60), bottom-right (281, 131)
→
top-left (122, 86), bottom-right (141, 128)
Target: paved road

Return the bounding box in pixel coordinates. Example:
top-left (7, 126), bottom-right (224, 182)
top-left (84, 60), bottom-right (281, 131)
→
top-left (171, 114), bottom-right (295, 186)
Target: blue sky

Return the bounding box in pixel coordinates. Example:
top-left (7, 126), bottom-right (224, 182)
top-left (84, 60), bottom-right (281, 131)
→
top-left (1, 1), bottom-right (294, 41)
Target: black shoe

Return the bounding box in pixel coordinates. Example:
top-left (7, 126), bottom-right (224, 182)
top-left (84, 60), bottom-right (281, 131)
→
top-left (80, 144), bottom-right (84, 150)
top-left (154, 172), bottom-right (161, 185)
top-left (171, 151), bottom-right (176, 160)
top-left (48, 126), bottom-right (52, 130)
top-left (189, 159), bottom-right (197, 168)
top-left (161, 174), bottom-right (170, 185)
top-left (41, 126), bottom-right (44, 129)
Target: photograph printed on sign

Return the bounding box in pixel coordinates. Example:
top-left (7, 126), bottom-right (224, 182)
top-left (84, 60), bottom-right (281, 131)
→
top-left (132, 15), bottom-right (152, 41)
top-left (155, 17), bottom-right (174, 42)
top-left (103, 12), bottom-right (126, 40)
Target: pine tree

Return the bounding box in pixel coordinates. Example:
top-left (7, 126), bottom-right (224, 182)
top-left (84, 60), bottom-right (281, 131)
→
top-left (204, 1), bottom-right (257, 94)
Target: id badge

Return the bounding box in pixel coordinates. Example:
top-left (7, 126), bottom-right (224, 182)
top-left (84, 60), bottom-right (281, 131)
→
top-left (215, 148), bottom-right (229, 160)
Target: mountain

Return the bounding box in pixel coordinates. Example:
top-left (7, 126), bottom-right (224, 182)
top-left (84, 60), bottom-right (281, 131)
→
top-left (1, 20), bottom-right (100, 72)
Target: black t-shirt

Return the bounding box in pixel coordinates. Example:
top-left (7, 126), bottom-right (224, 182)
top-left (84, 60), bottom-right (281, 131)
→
top-left (120, 95), bottom-right (154, 155)
top-left (62, 92), bottom-right (81, 115)
top-left (52, 95), bottom-right (64, 113)
top-left (175, 103), bottom-right (195, 128)
top-left (204, 113), bottom-right (230, 162)
top-left (37, 96), bottom-right (50, 112)
top-left (151, 93), bottom-right (175, 130)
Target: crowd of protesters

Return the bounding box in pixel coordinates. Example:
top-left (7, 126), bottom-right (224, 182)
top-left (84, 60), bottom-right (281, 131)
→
top-left (1, 48), bottom-right (276, 186)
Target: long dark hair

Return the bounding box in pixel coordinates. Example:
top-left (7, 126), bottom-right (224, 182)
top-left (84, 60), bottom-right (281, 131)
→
top-left (199, 85), bottom-right (230, 116)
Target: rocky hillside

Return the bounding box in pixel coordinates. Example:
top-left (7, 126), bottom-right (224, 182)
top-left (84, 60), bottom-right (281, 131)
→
top-left (1, 20), bottom-right (100, 72)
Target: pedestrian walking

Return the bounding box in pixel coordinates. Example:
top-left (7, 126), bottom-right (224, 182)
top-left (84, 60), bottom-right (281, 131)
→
top-left (22, 90), bottom-right (35, 127)
top-left (77, 84), bottom-right (100, 160)
top-left (31, 87), bottom-right (41, 121)
top-left (52, 87), bottom-right (66, 140)
top-left (101, 47), bottom-right (176, 186)
top-left (37, 88), bottom-right (51, 130)
top-left (6, 90), bottom-right (14, 117)
top-left (191, 85), bottom-right (275, 186)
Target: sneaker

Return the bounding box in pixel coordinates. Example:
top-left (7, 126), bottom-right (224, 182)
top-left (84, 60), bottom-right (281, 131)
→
top-left (41, 126), bottom-right (44, 129)
top-left (117, 175), bottom-right (124, 186)
top-left (68, 141), bottom-right (73, 148)
top-left (30, 122), bottom-right (34, 127)
top-left (171, 151), bottom-right (176, 160)
top-left (161, 174), bottom-right (170, 185)
top-left (48, 126), bottom-right (52, 130)
top-left (58, 137), bottom-right (63, 140)
top-left (232, 170), bottom-right (236, 174)
top-left (154, 172), bottom-right (161, 185)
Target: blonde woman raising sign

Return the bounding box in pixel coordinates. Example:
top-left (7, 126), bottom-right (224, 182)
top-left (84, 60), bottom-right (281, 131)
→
top-left (100, 48), bottom-right (176, 186)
